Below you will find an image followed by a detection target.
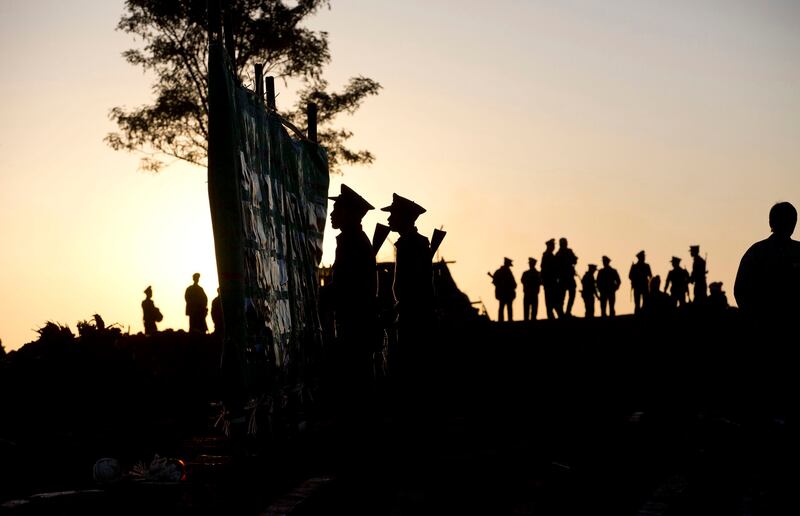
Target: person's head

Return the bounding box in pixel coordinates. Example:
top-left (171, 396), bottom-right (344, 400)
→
top-left (636, 250), bottom-right (645, 261)
top-left (144, 286), bottom-right (152, 298)
top-left (709, 282), bottom-right (723, 295)
top-left (602, 255), bottom-right (611, 266)
top-left (329, 184), bottom-right (373, 230)
top-left (559, 237), bottom-right (568, 249)
top-left (689, 245), bottom-right (700, 257)
top-left (192, 272), bottom-right (200, 284)
top-left (588, 264), bottom-right (597, 273)
top-left (504, 257), bottom-right (513, 267)
top-left (545, 238), bottom-right (555, 251)
top-left (528, 257), bottom-right (537, 268)
top-left (769, 202), bottom-right (797, 239)
top-left (670, 257), bottom-right (681, 268)
top-left (382, 193), bottom-right (426, 233)
top-left (650, 275), bottom-right (661, 291)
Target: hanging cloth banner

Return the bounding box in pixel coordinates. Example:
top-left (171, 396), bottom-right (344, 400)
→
top-left (208, 41), bottom-right (329, 401)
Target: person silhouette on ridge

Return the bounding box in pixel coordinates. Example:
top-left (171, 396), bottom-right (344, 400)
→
top-left (734, 201), bottom-right (800, 320)
top-left (581, 264), bottom-right (599, 318)
top-left (597, 255), bottom-right (621, 317)
top-left (211, 288), bottom-right (223, 335)
top-left (665, 257), bottom-right (690, 308)
top-left (556, 238), bottom-right (578, 317)
top-left (689, 245), bottom-right (707, 303)
top-left (541, 239), bottom-right (562, 319)
top-left (628, 250), bottom-right (652, 314)
top-left (141, 285), bottom-right (162, 336)
top-left (490, 257), bottom-right (517, 322)
top-left (520, 257), bottom-right (542, 321)
top-left (185, 272), bottom-right (208, 333)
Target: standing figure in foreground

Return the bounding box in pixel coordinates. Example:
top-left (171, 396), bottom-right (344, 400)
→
top-left (734, 202), bottom-right (800, 320)
top-left (490, 257), bottom-right (517, 322)
top-left (556, 238), bottom-right (578, 317)
top-left (628, 250), bottom-right (652, 314)
top-left (665, 257), bottom-right (690, 308)
top-left (596, 256), bottom-right (621, 317)
top-left (689, 245), bottom-right (707, 303)
top-left (520, 257), bottom-right (542, 321)
top-left (185, 272), bottom-right (208, 333)
top-left (141, 285), bottom-right (162, 336)
top-left (541, 239), bottom-right (562, 319)
top-left (580, 264), bottom-right (599, 318)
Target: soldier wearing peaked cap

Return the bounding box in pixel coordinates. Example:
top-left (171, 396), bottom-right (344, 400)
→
top-left (597, 256), bottom-right (621, 317)
top-left (541, 238), bottom-right (562, 319)
top-left (490, 257), bottom-right (517, 322)
top-left (689, 245), bottom-right (707, 303)
top-left (665, 256), bottom-right (690, 308)
top-left (629, 250), bottom-right (652, 314)
top-left (581, 264), bottom-right (599, 318)
top-left (142, 285), bottom-right (162, 336)
top-left (329, 184), bottom-right (380, 418)
top-left (520, 257), bottom-right (541, 321)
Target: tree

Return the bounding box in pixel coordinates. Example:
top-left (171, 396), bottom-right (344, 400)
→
top-left (106, 0), bottom-right (381, 173)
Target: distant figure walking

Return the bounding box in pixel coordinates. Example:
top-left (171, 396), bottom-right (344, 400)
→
top-left (490, 258), bottom-right (517, 322)
top-left (580, 264), bottom-right (599, 318)
top-left (665, 257), bottom-right (690, 308)
top-left (734, 202), bottom-right (800, 319)
top-left (185, 273), bottom-right (208, 333)
top-left (556, 238), bottom-right (578, 317)
top-left (520, 257), bottom-right (541, 321)
top-left (628, 250), bottom-right (652, 314)
top-left (541, 239), bottom-right (562, 319)
top-left (689, 245), bottom-right (707, 303)
top-left (141, 286), bottom-right (162, 335)
top-left (211, 288), bottom-right (223, 335)
top-left (597, 256), bottom-right (621, 317)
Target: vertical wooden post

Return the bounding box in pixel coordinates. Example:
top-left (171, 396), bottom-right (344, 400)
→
top-left (265, 76), bottom-right (276, 111)
top-left (223, 3), bottom-right (235, 63)
top-left (254, 64), bottom-right (264, 101)
top-left (307, 103), bottom-right (318, 143)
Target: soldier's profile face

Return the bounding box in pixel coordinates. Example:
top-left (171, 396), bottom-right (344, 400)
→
top-left (330, 204), bottom-right (342, 229)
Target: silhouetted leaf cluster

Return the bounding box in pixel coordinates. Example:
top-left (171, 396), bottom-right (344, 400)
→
top-left (106, 0), bottom-right (380, 173)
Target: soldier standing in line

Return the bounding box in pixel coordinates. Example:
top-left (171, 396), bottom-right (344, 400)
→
top-left (597, 256), bottom-right (621, 317)
top-left (628, 250), bottom-right (652, 314)
top-left (580, 264), bottom-right (599, 318)
top-left (556, 238), bottom-right (579, 317)
top-left (689, 245), bottom-right (708, 303)
top-left (520, 257), bottom-right (542, 321)
top-left (665, 257), bottom-right (690, 308)
top-left (141, 286), bottom-right (162, 336)
top-left (541, 239), bottom-right (562, 319)
top-left (185, 273), bottom-right (208, 333)
top-left (490, 257), bottom-right (517, 322)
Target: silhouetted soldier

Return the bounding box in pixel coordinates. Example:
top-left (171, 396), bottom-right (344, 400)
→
top-left (520, 257), bottom-right (541, 321)
top-left (329, 184), bottom-right (379, 373)
top-left (580, 264), bottom-right (599, 318)
top-left (734, 201), bottom-right (800, 320)
top-left (665, 257), bottom-right (690, 308)
top-left (185, 273), bottom-right (208, 333)
top-left (382, 193), bottom-right (433, 333)
top-left (541, 239), bottom-right (562, 319)
top-left (597, 256), bottom-right (621, 317)
top-left (211, 288), bottom-right (223, 335)
top-left (141, 285), bottom-right (162, 336)
top-left (643, 275), bottom-right (672, 316)
top-left (556, 238), bottom-right (578, 316)
top-left (707, 282), bottom-right (729, 315)
top-left (689, 245), bottom-right (707, 303)
top-left (628, 250), bottom-right (652, 314)
top-left (490, 257), bottom-right (517, 322)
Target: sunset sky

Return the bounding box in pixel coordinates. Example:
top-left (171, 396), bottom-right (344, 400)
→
top-left (1, 0), bottom-right (799, 350)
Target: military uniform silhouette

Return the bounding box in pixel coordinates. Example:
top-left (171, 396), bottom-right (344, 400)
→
top-left (643, 275), bottom-right (672, 316)
top-left (580, 264), bottom-right (599, 318)
top-left (141, 285), bottom-right (162, 336)
top-left (707, 282), bottom-right (729, 314)
top-left (556, 238), bottom-right (578, 316)
top-left (597, 256), bottom-right (621, 317)
top-left (689, 245), bottom-right (707, 302)
top-left (520, 257), bottom-right (542, 321)
top-left (541, 239), bottom-right (562, 319)
top-left (491, 257), bottom-right (517, 322)
top-left (665, 257), bottom-right (690, 308)
top-left (185, 273), bottom-right (208, 333)
top-left (211, 288), bottom-right (223, 335)
top-left (735, 202), bottom-right (800, 320)
top-left (628, 250), bottom-right (652, 314)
